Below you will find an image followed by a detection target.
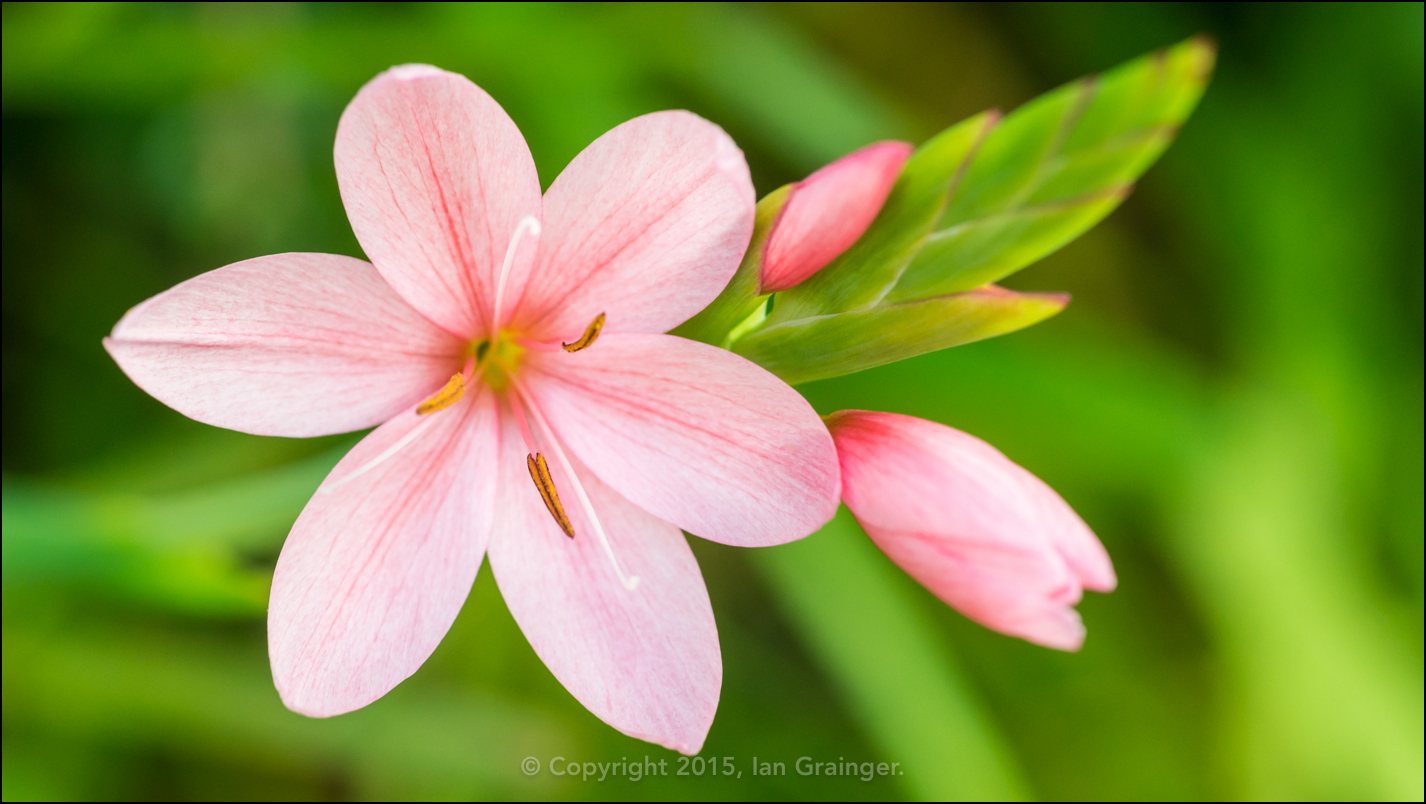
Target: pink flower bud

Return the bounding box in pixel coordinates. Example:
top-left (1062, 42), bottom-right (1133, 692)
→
top-left (760, 141), bottom-right (912, 293)
top-left (826, 410), bottom-right (1116, 651)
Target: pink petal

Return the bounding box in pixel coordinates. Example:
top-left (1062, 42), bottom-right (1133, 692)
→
top-left (524, 333), bottom-right (839, 547)
top-left (269, 390), bottom-right (500, 717)
top-left (487, 409), bottom-right (719, 754)
top-left (760, 141), bottom-right (913, 293)
top-left (510, 111), bottom-right (754, 341)
top-left (104, 253), bottom-right (464, 438)
top-left (827, 410), bottom-right (1115, 651)
top-left (336, 64), bottom-right (543, 339)
top-left (864, 524), bottom-right (1087, 651)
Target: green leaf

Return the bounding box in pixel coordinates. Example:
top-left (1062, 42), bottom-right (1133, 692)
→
top-left (1, 620), bottom-right (572, 800)
top-left (886, 185), bottom-right (1128, 303)
top-left (719, 37), bottom-right (1213, 386)
top-left (752, 507), bottom-right (1028, 800)
top-left (0, 450), bottom-right (338, 616)
top-left (891, 36), bottom-right (1214, 299)
top-left (671, 184), bottom-right (790, 347)
top-left (764, 110), bottom-right (999, 325)
top-left (938, 81), bottom-right (1093, 226)
top-left (734, 286), bottom-right (1067, 385)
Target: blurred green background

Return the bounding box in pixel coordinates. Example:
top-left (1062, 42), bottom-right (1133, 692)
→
top-left (2, 2), bottom-right (1421, 800)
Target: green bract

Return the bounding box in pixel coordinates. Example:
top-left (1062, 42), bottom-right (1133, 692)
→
top-left (700, 36), bottom-right (1215, 384)
top-left (672, 184), bottom-right (792, 347)
top-left (733, 287), bottom-right (1069, 386)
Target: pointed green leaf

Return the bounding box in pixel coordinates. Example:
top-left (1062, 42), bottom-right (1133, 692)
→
top-left (672, 184), bottom-right (790, 346)
top-left (886, 185), bottom-right (1128, 303)
top-left (938, 81), bottom-right (1094, 226)
top-left (892, 36), bottom-right (1214, 299)
top-left (763, 110), bottom-right (999, 325)
top-left (734, 287), bottom-right (1068, 386)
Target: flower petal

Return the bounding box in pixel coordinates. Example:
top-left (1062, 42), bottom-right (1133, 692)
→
top-left (487, 410), bottom-right (719, 754)
top-left (104, 253), bottom-right (464, 438)
top-left (862, 523), bottom-right (1087, 651)
top-left (269, 390), bottom-right (500, 717)
top-left (511, 111), bottom-right (754, 341)
top-left (761, 140), bottom-right (913, 293)
top-left (828, 410), bottom-right (1114, 651)
top-left (336, 64), bottom-right (543, 339)
top-left (524, 333), bottom-right (839, 547)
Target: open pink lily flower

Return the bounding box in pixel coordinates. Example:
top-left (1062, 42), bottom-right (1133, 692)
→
top-left (104, 65), bottom-right (840, 753)
top-left (826, 410), bottom-right (1115, 650)
top-left (759, 140), bottom-right (912, 293)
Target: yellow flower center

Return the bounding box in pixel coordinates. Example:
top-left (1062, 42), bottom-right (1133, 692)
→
top-left (479, 335), bottom-right (525, 393)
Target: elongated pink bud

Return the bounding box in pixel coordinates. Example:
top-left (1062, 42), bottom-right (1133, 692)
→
top-left (760, 141), bottom-right (912, 293)
top-left (826, 410), bottom-right (1116, 651)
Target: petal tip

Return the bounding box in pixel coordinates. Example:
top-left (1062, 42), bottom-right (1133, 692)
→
top-left (1018, 607), bottom-right (1087, 652)
top-left (272, 671), bottom-right (361, 719)
top-left (278, 695), bottom-right (343, 720)
top-left (382, 63), bottom-right (450, 81)
top-left (713, 128), bottom-right (749, 179)
top-left (634, 727), bottom-right (710, 757)
top-left (1084, 564), bottom-right (1118, 594)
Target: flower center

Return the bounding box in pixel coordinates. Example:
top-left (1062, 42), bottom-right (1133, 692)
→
top-left (323, 206), bottom-right (635, 591)
top-left (478, 336), bottom-right (525, 393)
top-left (401, 310), bottom-right (632, 591)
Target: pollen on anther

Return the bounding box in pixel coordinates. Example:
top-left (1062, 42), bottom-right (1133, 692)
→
top-left (527, 453), bottom-right (575, 538)
top-left (416, 373), bottom-right (464, 415)
top-left (561, 312), bottom-right (606, 353)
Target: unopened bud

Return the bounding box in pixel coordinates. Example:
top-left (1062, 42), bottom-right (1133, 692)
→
top-left (759, 141), bottom-right (912, 293)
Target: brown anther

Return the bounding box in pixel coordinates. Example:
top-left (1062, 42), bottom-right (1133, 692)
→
top-left (561, 312), bottom-right (606, 352)
top-left (416, 373), bottom-right (464, 415)
top-left (527, 453), bottom-right (575, 538)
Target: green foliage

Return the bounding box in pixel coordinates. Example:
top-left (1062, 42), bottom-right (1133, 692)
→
top-left (768, 111), bottom-right (999, 323)
top-left (735, 287), bottom-right (1067, 386)
top-left (887, 186), bottom-right (1126, 303)
top-left (754, 507), bottom-right (1027, 800)
top-left (2, 452), bottom-right (339, 617)
top-left (892, 36), bottom-right (1213, 300)
top-left (734, 37), bottom-right (1214, 384)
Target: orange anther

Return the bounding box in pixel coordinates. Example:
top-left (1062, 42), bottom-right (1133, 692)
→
top-left (416, 373), bottom-right (464, 415)
top-left (561, 312), bottom-right (606, 353)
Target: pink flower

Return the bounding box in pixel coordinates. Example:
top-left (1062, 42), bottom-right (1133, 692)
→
top-left (826, 410), bottom-right (1116, 650)
top-left (759, 140), bottom-right (912, 293)
top-left (104, 65), bottom-right (840, 753)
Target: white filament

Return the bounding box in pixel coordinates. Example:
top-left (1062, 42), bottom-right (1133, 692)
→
top-left (318, 408), bottom-right (442, 495)
top-left (511, 379), bottom-right (640, 591)
top-left (490, 215), bottom-right (541, 336)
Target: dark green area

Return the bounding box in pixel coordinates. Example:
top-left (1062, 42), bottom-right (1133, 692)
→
top-left (3, 2), bottom-right (1421, 800)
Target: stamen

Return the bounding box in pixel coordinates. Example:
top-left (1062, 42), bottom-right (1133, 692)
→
top-left (527, 453), bottom-right (575, 538)
top-left (490, 215), bottom-right (542, 337)
top-left (416, 373), bottom-right (465, 415)
top-left (561, 312), bottom-right (606, 352)
top-left (319, 410), bottom-right (443, 495)
top-left (509, 378), bottom-right (641, 591)
top-left (323, 379), bottom-right (478, 496)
